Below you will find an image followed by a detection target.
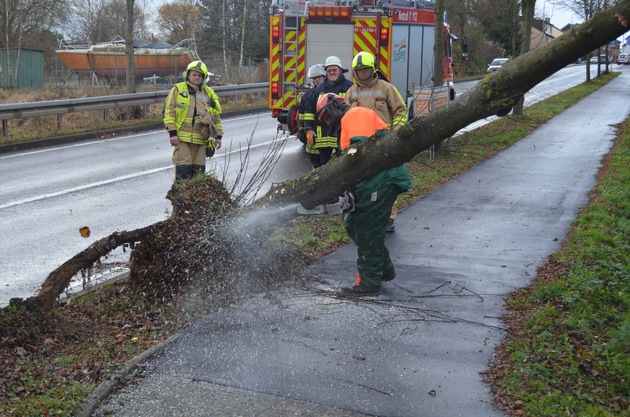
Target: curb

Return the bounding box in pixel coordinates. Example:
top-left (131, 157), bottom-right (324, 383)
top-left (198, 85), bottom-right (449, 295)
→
top-left (76, 333), bottom-right (182, 417)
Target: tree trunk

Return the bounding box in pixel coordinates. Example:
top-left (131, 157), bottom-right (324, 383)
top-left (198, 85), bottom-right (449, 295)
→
top-left (125, 0), bottom-right (136, 94)
top-left (36, 222), bottom-right (165, 311)
top-left (222, 0), bottom-right (228, 78)
top-left (513, 0), bottom-right (536, 115)
top-left (433, 0), bottom-right (445, 87)
top-left (30, 2), bottom-right (630, 311)
top-left (239, 0), bottom-right (247, 69)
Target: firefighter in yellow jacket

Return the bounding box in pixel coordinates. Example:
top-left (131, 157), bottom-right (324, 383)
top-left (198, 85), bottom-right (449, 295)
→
top-left (163, 60), bottom-right (223, 181)
top-left (345, 51), bottom-right (408, 232)
top-left (344, 51), bottom-right (407, 130)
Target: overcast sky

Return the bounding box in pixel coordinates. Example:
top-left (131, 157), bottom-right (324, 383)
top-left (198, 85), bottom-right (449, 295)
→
top-left (538, 2), bottom-right (582, 28)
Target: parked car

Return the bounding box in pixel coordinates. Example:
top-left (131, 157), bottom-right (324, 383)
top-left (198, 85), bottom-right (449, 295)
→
top-left (618, 53), bottom-right (630, 64)
top-left (590, 54), bottom-right (608, 64)
top-left (487, 58), bottom-right (509, 73)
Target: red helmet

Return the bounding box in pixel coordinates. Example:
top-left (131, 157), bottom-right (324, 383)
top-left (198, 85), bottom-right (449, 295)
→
top-left (316, 93), bottom-right (347, 127)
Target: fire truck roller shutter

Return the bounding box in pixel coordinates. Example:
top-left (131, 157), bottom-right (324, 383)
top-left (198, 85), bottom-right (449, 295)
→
top-left (305, 23), bottom-right (354, 79)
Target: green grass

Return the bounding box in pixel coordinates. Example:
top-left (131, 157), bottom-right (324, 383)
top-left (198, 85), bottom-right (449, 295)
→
top-left (488, 110), bottom-right (630, 416)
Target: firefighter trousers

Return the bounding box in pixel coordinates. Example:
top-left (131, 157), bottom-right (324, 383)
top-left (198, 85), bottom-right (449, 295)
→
top-left (343, 183), bottom-right (401, 289)
top-left (172, 141), bottom-right (206, 181)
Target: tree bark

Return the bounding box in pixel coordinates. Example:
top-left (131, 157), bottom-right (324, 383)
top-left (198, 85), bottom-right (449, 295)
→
top-left (125, 0), bottom-right (136, 94)
top-left (222, 0), bottom-right (228, 78)
top-left (433, 0), bottom-right (445, 87)
top-left (512, 0), bottom-right (536, 115)
top-left (36, 222), bottom-right (165, 311)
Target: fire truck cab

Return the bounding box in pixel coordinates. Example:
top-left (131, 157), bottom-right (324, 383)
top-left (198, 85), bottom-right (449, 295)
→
top-left (268, 0), bottom-right (455, 132)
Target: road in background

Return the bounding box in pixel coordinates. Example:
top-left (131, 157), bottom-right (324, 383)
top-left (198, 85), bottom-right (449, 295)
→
top-left (0, 64), bottom-right (604, 305)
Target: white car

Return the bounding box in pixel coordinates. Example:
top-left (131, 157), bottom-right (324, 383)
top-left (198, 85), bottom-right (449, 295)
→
top-left (487, 58), bottom-right (509, 73)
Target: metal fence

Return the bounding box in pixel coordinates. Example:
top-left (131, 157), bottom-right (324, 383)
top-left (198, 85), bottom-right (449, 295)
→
top-left (0, 82), bottom-right (268, 138)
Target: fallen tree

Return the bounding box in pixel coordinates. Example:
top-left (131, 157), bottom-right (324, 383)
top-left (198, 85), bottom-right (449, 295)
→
top-left (28, 2), bottom-right (630, 311)
top-left (258, 5), bottom-right (630, 211)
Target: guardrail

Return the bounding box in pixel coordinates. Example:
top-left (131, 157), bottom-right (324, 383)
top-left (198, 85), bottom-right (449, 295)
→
top-left (0, 82), bottom-right (268, 138)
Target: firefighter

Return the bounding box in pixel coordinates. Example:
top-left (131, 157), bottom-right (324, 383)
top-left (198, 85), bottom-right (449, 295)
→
top-left (298, 64), bottom-right (326, 168)
top-left (316, 93), bottom-right (411, 297)
top-left (163, 60), bottom-right (223, 182)
top-left (303, 56), bottom-right (353, 167)
top-left (346, 51), bottom-right (409, 232)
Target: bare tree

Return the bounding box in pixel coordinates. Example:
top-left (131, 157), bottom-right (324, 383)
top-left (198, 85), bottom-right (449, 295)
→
top-left (513, 0), bottom-right (537, 115)
top-left (239, 0), bottom-right (247, 68)
top-left (551, 0), bottom-right (608, 80)
top-left (125, 0), bottom-right (135, 94)
top-left (68, 0), bottom-right (145, 44)
top-left (0, 0), bottom-right (68, 87)
top-left (476, 0), bottom-right (522, 57)
top-left (155, 0), bottom-right (201, 44)
top-left (433, 0), bottom-right (446, 87)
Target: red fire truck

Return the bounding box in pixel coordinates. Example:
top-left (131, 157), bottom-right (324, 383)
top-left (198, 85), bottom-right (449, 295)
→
top-left (268, 0), bottom-right (456, 132)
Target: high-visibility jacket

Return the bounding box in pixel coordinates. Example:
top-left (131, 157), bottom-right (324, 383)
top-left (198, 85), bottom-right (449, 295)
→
top-left (344, 77), bottom-right (407, 130)
top-left (303, 75), bottom-right (353, 149)
top-left (340, 107), bottom-right (411, 191)
top-left (298, 87), bottom-right (319, 155)
top-left (340, 107), bottom-right (411, 289)
top-left (163, 82), bottom-right (223, 145)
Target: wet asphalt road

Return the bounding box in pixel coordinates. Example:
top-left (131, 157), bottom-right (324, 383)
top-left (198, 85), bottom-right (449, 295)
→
top-left (91, 71), bottom-right (630, 416)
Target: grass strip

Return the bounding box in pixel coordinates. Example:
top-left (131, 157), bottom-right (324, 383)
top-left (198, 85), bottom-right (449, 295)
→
top-left (484, 106), bottom-right (629, 416)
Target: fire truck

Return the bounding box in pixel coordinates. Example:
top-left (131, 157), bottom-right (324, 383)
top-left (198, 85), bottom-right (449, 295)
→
top-left (268, 0), bottom-right (456, 132)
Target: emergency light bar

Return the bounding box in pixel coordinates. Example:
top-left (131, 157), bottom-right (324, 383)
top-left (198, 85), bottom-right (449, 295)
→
top-left (307, 6), bottom-right (352, 21)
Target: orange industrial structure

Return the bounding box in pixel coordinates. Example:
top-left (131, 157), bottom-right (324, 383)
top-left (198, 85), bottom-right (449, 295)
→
top-left (56, 37), bottom-right (198, 80)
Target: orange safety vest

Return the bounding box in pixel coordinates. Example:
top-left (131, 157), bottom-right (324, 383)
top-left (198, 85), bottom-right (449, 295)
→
top-left (339, 107), bottom-right (388, 151)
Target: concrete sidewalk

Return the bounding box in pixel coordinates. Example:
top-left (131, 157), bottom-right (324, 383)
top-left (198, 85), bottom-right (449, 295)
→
top-left (92, 72), bottom-right (630, 417)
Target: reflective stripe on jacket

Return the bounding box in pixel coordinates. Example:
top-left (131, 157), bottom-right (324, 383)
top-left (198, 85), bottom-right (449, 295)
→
top-left (164, 82), bottom-right (223, 145)
top-left (303, 75), bottom-right (353, 149)
top-left (345, 78), bottom-right (407, 130)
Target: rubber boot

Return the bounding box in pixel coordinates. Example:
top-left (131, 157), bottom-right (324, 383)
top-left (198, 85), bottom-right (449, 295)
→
top-left (174, 164), bottom-right (193, 182)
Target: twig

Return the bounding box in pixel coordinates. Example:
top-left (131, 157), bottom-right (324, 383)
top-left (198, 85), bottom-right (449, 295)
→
top-left (313, 370), bottom-right (393, 397)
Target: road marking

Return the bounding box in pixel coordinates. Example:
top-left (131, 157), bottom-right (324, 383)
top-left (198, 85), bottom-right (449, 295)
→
top-left (0, 113), bottom-right (272, 160)
top-left (0, 136), bottom-right (290, 210)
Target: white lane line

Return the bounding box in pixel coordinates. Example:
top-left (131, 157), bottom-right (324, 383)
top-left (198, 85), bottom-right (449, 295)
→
top-left (0, 136), bottom-right (289, 210)
top-left (0, 112), bottom-right (272, 160)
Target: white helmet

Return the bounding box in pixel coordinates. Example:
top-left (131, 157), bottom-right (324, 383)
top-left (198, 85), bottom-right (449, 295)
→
top-left (308, 64), bottom-right (326, 78)
top-left (323, 56), bottom-right (346, 71)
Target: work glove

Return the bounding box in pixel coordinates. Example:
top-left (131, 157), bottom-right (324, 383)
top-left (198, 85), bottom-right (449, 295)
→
top-left (206, 138), bottom-right (216, 159)
top-left (306, 130), bottom-right (317, 145)
top-left (297, 127), bottom-right (307, 144)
